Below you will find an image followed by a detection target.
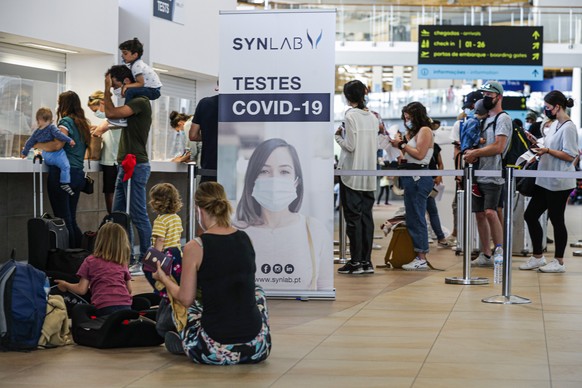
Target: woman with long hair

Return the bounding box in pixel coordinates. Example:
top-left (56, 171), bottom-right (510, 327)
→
top-left (389, 101), bottom-right (434, 270)
top-left (37, 91), bottom-right (90, 247)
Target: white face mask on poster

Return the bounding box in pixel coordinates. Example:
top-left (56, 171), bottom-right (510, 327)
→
top-left (252, 177), bottom-right (298, 212)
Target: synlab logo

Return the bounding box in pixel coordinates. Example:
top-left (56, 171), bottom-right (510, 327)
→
top-left (306, 29), bottom-right (323, 49)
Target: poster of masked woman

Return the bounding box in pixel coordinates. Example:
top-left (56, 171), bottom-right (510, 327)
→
top-left (231, 136), bottom-right (333, 293)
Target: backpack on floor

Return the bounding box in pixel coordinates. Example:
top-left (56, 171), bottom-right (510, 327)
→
top-left (0, 257), bottom-right (49, 351)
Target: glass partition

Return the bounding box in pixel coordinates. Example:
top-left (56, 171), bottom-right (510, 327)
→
top-left (150, 95), bottom-right (196, 161)
top-left (0, 75), bottom-right (64, 158)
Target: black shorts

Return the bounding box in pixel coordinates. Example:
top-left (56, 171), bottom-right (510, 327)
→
top-left (101, 164), bottom-right (118, 194)
top-left (472, 182), bottom-right (503, 212)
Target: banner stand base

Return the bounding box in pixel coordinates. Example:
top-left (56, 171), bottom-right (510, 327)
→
top-left (266, 289), bottom-right (336, 300)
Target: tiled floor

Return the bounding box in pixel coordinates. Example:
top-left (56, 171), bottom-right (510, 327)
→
top-left (2, 199), bottom-right (582, 387)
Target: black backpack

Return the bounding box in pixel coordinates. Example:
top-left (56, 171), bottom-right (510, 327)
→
top-left (491, 111), bottom-right (530, 168)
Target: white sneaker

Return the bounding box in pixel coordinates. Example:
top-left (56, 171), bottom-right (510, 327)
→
top-left (471, 253), bottom-right (493, 267)
top-left (129, 263), bottom-right (144, 276)
top-left (402, 257), bottom-right (429, 271)
top-left (519, 256), bottom-right (546, 270)
top-left (538, 259), bottom-right (566, 273)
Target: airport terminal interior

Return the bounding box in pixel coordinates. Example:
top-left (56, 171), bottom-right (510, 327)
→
top-left (2, 0), bottom-right (582, 387)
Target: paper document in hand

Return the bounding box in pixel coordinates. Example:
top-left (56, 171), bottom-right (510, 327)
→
top-left (516, 150), bottom-right (537, 167)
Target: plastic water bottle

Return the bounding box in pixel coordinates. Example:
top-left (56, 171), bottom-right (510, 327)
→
top-left (44, 278), bottom-right (51, 298)
top-left (493, 244), bottom-right (503, 284)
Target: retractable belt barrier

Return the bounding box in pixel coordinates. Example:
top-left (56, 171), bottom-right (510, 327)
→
top-left (335, 166), bottom-right (582, 305)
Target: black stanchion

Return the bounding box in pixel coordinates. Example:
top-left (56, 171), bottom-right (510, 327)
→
top-left (186, 162), bottom-right (197, 241)
top-left (445, 163), bottom-right (489, 285)
top-left (334, 199), bottom-right (349, 264)
top-left (482, 166), bottom-right (531, 304)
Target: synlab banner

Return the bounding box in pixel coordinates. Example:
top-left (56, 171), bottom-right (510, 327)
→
top-left (218, 10), bottom-right (336, 299)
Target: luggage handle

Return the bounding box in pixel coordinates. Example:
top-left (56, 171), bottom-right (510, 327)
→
top-left (33, 154), bottom-right (44, 217)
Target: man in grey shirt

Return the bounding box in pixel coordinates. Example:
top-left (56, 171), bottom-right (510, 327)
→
top-left (463, 81), bottom-right (511, 266)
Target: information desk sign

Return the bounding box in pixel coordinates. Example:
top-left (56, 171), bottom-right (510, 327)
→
top-left (418, 25), bottom-right (543, 81)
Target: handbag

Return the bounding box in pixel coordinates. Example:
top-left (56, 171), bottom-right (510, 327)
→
top-left (81, 159), bottom-right (94, 195)
top-left (516, 159), bottom-right (538, 197)
top-left (81, 174), bottom-right (94, 194)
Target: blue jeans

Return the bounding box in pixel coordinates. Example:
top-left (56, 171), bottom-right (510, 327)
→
top-left (426, 195), bottom-right (445, 241)
top-left (43, 149), bottom-right (70, 184)
top-left (401, 175), bottom-right (433, 253)
top-left (113, 162), bottom-right (152, 262)
top-left (47, 166), bottom-right (85, 247)
top-left (125, 87), bottom-right (161, 102)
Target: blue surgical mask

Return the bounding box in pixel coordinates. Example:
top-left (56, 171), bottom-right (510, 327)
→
top-left (94, 110), bottom-right (106, 120)
top-left (404, 120), bottom-right (413, 130)
top-left (252, 177), bottom-right (298, 212)
top-left (464, 108), bottom-right (474, 117)
top-left (524, 122), bottom-right (531, 131)
top-left (364, 95), bottom-right (369, 105)
top-left (113, 87), bottom-right (122, 98)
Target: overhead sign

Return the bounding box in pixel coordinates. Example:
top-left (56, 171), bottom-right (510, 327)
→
top-left (417, 25), bottom-right (543, 81)
top-left (152, 0), bottom-right (184, 25)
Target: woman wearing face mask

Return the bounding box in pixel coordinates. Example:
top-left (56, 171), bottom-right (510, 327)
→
top-left (236, 138), bottom-right (332, 290)
top-left (519, 91), bottom-right (578, 273)
top-left (153, 182), bottom-right (271, 363)
top-left (87, 91), bottom-right (121, 214)
top-left (389, 101), bottom-right (434, 270)
top-left (335, 80), bottom-right (379, 275)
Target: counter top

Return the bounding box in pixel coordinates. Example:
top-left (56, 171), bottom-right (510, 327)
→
top-left (0, 158), bottom-right (189, 173)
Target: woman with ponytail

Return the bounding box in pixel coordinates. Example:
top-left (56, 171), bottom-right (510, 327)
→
top-left (520, 91), bottom-right (579, 273)
top-left (153, 182), bottom-right (271, 364)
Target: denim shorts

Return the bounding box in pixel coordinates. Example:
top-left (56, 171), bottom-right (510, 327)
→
top-left (472, 182), bottom-right (503, 212)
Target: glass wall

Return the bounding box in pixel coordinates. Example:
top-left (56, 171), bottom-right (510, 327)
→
top-left (150, 95), bottom-right (196, 162)
top-left (0, 75), bottom-right (65, 158)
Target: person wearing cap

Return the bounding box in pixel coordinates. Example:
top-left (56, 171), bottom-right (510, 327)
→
top-left (463, 81), bottom-right (511, 267)
top-left (448, 90), bottom-right (483, 243)
top-left (525, 111), bottom-right (543, 139)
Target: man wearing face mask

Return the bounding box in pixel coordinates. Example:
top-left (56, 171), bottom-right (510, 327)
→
top-left (463, 81), bottom-right (511, 267)
top-left (525, 111), bottom-right (543, 139)
top-left (101, 65), bottom-right (153, 276)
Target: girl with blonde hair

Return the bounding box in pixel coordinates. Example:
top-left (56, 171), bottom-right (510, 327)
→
top-left (55, 223), bottom-right (133, 316)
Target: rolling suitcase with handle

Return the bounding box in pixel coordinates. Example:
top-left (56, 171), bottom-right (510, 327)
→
top-left (27, 155), bottom-right (69, 270)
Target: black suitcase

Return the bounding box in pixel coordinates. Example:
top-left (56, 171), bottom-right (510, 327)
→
top-left (27, 155), bottom-right (69, 270)
top-left (99, 176), bottom-right (132, 236)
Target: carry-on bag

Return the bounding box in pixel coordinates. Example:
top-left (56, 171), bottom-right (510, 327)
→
top-left (27, 155), bottom-right (69, 270)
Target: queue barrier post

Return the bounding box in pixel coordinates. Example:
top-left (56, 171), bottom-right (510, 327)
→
top-left (334, 193), bottom-right (349, 264)
top-left (482, 166), bottom-right (531, 304)
top-left (445, 163), bottom-right (489, 285)
top-left (187, 162), bottom-right (198, 241)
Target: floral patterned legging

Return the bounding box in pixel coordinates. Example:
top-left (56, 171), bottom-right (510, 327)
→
top-left (180, 285), bottom-right (271, 365)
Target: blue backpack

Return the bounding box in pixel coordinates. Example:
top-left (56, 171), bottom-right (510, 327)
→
top-left (0, 258), bottom-right (48, 351)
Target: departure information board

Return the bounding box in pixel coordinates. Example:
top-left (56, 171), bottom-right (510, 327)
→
top-left (417, 25), bottom-right (543, 81)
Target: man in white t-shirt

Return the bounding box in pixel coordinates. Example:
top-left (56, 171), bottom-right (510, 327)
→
top-left (463, 81), bottom-right (511, 267)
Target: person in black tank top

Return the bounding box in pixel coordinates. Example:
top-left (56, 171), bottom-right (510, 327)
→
top-left (153, 182), bottom-right (271, 364)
